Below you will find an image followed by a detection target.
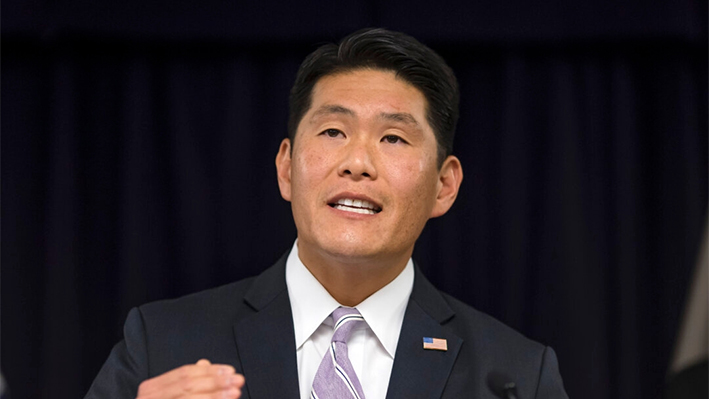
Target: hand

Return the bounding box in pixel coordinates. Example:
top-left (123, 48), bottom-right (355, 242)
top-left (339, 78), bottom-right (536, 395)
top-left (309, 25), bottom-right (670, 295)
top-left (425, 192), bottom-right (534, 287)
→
top-left (136, 359), bottom-right (245, 399)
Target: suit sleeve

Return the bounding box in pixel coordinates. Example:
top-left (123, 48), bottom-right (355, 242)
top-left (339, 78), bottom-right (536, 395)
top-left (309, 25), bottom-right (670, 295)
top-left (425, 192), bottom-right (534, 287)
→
top-left (534, 346), bottom-right (569, 399)
top-left (84, 307), bottom-right (150, 398)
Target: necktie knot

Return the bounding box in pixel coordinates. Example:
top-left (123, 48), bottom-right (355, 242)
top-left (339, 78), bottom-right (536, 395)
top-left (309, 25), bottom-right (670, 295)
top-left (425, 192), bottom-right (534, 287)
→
top-left (331, 307), bottom-right (364, 343)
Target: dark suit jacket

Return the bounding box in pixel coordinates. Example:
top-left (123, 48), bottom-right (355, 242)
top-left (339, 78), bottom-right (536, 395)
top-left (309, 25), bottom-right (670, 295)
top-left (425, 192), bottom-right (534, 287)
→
top-left (86, 253), bottom-right (569, 398)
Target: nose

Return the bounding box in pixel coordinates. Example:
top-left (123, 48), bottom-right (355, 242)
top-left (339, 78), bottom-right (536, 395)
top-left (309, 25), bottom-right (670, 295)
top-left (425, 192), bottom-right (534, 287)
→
top-left (337, 138), bottom-right (377, 180)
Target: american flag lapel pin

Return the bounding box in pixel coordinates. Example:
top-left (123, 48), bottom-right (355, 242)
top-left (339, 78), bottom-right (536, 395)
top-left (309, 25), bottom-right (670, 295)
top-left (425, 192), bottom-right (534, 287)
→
top-left (422, 337), bottom-right (448, 351)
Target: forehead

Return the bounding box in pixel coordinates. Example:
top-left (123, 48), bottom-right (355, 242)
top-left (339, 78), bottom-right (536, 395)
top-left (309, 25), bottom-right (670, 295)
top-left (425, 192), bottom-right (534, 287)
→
top-left (305, 69), bottom-right (430, 123)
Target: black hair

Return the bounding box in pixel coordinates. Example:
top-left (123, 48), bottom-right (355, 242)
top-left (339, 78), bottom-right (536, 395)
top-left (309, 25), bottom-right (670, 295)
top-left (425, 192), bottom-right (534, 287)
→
top-left (288, 28), bottom-right (459, 166)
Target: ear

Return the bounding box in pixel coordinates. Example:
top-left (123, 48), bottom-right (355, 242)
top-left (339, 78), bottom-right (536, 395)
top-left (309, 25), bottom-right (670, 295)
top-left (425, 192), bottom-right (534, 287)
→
top-left (430, 155), bottom-right (463, 218)
top-left (275, 138), bottom-right (293, 202)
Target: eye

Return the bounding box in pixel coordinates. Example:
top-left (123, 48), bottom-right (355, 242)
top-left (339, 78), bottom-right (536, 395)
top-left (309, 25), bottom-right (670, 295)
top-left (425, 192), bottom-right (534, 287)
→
top-left (321, 128), bottom-right (344, 138)
top-left (382, 135), bottom-right (407, 144)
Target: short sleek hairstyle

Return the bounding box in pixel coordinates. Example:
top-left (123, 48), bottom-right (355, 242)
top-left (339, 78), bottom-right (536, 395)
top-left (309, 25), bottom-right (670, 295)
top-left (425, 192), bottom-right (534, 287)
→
top-left (288, 28), bottom-right (460, 166)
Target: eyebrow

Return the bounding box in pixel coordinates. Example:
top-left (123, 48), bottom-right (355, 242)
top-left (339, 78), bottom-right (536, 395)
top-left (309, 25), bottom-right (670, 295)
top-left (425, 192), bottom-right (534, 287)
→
top-left (310, 104), bottom-right (355, 120)
top-left (378, 112), bottom-right (420, 128)
top-left (309, 105), bottom-right (422, 130)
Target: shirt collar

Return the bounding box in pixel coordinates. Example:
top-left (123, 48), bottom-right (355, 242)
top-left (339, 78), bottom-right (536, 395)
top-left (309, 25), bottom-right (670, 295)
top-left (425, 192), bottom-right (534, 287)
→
top-left (285, 240), bottom-right (414, 358)
top-left (355, 257), bottom-right (413, 358)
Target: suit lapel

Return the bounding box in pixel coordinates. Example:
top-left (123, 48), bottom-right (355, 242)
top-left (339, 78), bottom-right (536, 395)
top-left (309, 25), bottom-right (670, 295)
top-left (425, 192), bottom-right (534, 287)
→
top-left (231, 256), bottom-right (462, 398)
top-left (232, 254), bottom-right (300, 399)
top-left (386, 267), bottom-right (463, 399)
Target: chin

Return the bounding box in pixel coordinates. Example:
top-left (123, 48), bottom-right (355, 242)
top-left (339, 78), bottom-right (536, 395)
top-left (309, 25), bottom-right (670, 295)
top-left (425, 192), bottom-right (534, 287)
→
top-left (317, 236), bottom-right (383, 261)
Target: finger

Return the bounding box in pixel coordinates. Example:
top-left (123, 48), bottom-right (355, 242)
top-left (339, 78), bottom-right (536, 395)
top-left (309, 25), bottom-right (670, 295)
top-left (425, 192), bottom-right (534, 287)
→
top-left (137, 364), bottom-right (237, 396)
top-left (138, 365), bottom-right (237, 396)
top-left (141, 373), bottom-right (241, 399)
top-left (196, 359), bottom-right (212, 366)
top-left (231, 373), bottom-right (245, 388)
top-left (139, 387), bottom-right (241, 399)
top-left (173, 387), bottom-right (241, 399)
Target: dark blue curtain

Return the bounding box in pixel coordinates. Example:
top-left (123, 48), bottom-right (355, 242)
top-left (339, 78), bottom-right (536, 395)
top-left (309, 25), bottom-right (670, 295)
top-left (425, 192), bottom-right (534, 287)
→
top-left (2, 1), bottom-right (706, 398)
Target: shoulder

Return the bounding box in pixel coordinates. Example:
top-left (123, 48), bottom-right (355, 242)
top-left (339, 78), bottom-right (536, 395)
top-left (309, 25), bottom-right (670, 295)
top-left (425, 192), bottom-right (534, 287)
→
top-left (123, 274), bottom-right (267, 375)
top-left (440, 291), bottom-right (546, 356)
top-left (131, 277), bottom-right (260, 358)
top-left (137, 251), bottom-right (290, 326)
top-left (431, 292), bottom-right (568, 398)
top-left (139, 277), bottom-right (257, 324)
top-left (411, 267), bottom-right (546, 359)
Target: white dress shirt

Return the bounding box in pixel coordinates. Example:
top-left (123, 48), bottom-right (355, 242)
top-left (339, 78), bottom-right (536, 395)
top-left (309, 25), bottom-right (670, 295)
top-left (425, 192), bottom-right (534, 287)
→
top-left (285, 241), bottom-right (414, 399)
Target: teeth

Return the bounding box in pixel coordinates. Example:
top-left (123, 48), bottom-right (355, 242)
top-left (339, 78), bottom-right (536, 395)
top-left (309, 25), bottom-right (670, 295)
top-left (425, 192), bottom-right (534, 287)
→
top-left (333, 198), bottom-right (381, 214)
top-left (336, 198), bottom-right (378, 210)
top-left (334, 205), bottom-right (376, 215)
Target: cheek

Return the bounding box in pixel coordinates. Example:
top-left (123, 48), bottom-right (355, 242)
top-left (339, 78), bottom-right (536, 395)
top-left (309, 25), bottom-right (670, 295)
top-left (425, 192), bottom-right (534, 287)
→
top-left (292, 145), bottom-right (333, 196)
top-left (387, 159), bottom-right (436, 206)
top-left (296, 153), bottom-right (321, 178)
top-left (418, 159), bottom-right (427, 174)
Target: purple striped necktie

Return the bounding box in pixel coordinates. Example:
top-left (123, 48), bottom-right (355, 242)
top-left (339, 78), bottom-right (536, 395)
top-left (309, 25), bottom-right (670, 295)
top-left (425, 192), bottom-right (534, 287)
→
top-left (311, 307), bottom-right (367, 399)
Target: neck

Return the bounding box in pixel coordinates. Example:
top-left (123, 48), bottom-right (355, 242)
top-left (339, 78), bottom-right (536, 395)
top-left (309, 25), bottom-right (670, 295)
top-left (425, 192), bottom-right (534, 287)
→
top-left (297, 242), bottom-right (411, 307)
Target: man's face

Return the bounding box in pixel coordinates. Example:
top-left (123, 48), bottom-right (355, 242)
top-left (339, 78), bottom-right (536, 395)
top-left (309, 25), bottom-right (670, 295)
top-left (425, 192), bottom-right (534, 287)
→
top-left (276, 69), bottom-right (461, 265)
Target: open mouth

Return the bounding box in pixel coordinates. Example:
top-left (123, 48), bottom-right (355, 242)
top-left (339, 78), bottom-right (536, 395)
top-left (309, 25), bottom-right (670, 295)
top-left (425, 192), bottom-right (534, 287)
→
top-left (328, 198), bottom-right (382, 215)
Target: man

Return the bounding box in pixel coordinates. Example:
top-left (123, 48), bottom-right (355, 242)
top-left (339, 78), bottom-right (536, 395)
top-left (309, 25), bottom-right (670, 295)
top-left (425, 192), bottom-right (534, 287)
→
top-left (86, 28), bottom-right (569, 399)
